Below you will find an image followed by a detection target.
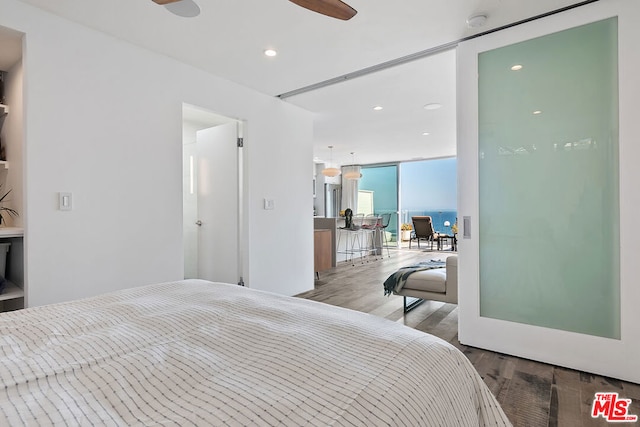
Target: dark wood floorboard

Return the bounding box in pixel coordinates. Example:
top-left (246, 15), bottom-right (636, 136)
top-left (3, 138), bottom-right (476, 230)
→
top-left (296, 248), bottom-right (639, 427)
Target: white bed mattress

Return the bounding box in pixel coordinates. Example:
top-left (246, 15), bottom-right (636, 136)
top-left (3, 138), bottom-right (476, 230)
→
top-left (0, 280), bottom-right (510, 426)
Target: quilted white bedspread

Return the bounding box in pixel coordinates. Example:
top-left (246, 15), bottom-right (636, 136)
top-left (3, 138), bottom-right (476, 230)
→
top-left (0, 280), bottom-right (511, 426)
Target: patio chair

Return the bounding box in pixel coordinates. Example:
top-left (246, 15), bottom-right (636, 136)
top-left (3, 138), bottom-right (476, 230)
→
top-left (410, 216), bottom-right (436, 249)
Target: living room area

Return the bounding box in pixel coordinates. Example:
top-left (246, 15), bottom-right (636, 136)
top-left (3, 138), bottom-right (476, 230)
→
top-left (358, 156), bottom-right (458, 250)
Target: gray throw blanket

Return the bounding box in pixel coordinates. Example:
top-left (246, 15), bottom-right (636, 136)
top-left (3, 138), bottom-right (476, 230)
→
top-left (383, 260), bottom-right (446, 296)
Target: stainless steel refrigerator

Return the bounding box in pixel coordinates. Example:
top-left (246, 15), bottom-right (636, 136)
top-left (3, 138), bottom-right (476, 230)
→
top-left (324, 184), bottom-right (341, 217)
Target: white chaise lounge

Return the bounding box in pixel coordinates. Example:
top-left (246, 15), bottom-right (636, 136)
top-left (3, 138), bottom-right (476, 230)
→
top-left (395, 255), bottom-right (458, 312)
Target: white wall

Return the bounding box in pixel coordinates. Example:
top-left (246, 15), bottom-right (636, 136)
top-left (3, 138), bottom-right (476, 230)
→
top-left (0, 0), bottom-right (314, 306)
top-left (457, 0), bottom-right (640, 383)
top-left (244, 101), bottom-right (314, 295)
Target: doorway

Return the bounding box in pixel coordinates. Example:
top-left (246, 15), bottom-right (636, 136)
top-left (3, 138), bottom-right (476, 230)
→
top-left (182, 104), bottom-right (243, 284)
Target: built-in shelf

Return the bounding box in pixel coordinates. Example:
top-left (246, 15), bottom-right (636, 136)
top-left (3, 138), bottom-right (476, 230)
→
top-left (0, 97), bottom-right (22, 311)
top-left (0, 281), bottom-right (23, 302)
top-left (0, 227), bottom-right (23, 238)
top-left (0, 103), bottom-right (7, 169)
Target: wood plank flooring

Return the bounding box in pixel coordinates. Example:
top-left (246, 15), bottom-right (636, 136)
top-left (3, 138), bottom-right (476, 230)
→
top-left (296, 248), bottom-right (639, 427)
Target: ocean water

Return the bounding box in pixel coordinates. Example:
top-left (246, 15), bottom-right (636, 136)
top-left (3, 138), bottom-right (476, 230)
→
top-left (402, 210), bottom-right (458, 233)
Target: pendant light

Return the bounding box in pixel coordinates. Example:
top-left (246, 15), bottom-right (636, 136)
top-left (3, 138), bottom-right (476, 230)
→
top-left (321, 145), bottom-right (341, 177)
top-left (343, 152), bottom-right (362, 180)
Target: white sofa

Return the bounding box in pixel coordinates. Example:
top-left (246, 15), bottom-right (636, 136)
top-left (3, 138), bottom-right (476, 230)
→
top-left (395, 255), bottom-right (458, 312)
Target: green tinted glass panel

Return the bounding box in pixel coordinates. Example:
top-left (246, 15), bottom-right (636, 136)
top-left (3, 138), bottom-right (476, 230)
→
top-left (360, 165), bottom-right (398, 236)
top-left (478, 18), bottom-right (619, 338)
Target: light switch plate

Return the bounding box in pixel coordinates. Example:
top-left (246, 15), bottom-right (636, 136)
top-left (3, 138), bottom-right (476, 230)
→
top-left (59, 192), bottom-right (72, 211)
top-left (264, 198), bottom-right (275, 210)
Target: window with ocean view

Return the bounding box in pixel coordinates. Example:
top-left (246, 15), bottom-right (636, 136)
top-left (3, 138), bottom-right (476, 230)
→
top-left (400, 158), bottom-right (457, 235)
top-left (360, 158), bottom-right (457, 243)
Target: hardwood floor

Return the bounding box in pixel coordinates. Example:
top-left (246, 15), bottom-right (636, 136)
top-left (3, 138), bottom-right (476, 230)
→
top-left (296, 248), bottom-right (640, 427)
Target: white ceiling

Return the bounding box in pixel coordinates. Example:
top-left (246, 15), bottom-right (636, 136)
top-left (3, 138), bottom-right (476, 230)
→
top-left (6, 0), bottom-right (596, 165)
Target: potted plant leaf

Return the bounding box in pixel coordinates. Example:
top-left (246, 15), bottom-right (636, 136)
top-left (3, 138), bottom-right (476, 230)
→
top-left (400, 223), bottom-right (412, 241)
top-left (0, 187), bottom-right (18, 226)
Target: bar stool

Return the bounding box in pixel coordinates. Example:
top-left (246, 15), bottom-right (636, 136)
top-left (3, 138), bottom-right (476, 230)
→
top-left (376, 212), bottom-right (392, 258)
top-left (337, 213), bottom-right (366, 265)
top-left (362, 214), bottom-right (382, 261)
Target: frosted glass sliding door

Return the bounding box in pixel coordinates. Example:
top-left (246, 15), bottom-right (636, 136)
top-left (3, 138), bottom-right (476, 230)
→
top-left (478, 18), bottom-right (619, 338)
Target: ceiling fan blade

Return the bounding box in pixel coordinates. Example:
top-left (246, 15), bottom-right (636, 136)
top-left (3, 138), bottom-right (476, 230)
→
top-left (289, 0), bottom-right (357, 20)
top-left (152, 0), bottom-right (183, 5)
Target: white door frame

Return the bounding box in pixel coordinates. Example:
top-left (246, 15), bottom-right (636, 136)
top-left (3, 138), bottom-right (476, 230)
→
top-left (182, 104), bottom-right (245, 286)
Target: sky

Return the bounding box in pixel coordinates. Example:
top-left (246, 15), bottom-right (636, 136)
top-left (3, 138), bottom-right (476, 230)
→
top-left (400, 157), bottom-right (457, 211)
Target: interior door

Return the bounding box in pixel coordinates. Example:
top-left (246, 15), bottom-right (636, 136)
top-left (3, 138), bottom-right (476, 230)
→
top-left (195, 122), bottom-right (239, 284)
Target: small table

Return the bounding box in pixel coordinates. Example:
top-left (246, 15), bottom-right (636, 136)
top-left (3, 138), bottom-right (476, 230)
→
top-left (436, 233), bottom-right (456, 251)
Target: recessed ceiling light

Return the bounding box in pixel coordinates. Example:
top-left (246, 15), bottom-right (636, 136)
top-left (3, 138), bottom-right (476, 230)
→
top-left (422, 132), bottom-right (430, 136)
top-left (373, 106), bottom-right (383, 111)
top-left (511, 64), bottom-right (523, 71)
top-left (466, 14), bottom-right (487, 29)
top-left (533, 110), bottom-right (542, 115)
top-left (423, 103), bottom-right (442, 110)
top-left (264, 49), bottom-right (277, 57)
top-left (165, 0), bottom-right (200, 18)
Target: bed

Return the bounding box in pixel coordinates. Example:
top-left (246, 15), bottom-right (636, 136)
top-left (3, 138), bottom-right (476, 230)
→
top-left (0, 280), bottom-right (510, 426)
